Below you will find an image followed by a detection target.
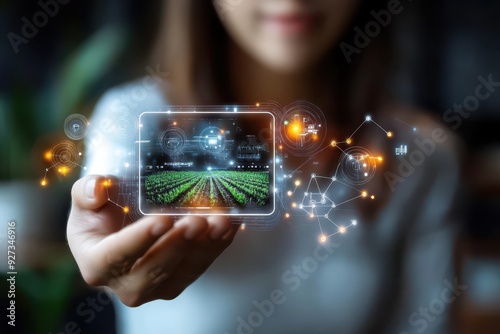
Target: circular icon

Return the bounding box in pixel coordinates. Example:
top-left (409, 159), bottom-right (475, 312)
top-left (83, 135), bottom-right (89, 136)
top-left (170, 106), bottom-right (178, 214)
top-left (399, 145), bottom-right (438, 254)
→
top-left (112, 112), bottom-right (138, 142)
top-left (51, 141), bottom-right (80, 169)
top-left (64, 114), bottom-right (89, 140)
top-left (279, 101), bottom-right (327, 156)
top-left (199, 126), bottom-right (226, 153)
top-left (339, 146), bottom-right (377, 185)
top-left (159, 127), bottom-right (187, 156)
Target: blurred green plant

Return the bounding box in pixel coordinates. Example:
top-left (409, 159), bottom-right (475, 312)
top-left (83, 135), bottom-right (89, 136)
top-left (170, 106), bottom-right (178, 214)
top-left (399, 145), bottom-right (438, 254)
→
top-left (1, 23), bottom-right (128, 333)
top-left (17, 257), bottom-right (78, 333)
top-left (2, 24), bottom-right (127, 181)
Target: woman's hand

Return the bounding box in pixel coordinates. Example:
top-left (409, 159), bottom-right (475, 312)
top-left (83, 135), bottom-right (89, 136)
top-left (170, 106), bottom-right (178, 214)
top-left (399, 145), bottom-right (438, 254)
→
top-left (67, 175), bottom-right (238, 307)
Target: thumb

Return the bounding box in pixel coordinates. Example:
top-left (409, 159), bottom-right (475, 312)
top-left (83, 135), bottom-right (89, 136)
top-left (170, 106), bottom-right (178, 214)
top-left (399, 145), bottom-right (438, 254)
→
top-left (71, 175), bottom-right (109, 211)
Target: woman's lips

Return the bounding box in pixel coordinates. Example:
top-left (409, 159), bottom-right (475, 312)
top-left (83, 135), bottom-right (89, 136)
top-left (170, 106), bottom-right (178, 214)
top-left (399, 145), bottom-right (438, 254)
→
top-left (262, 13), bottom-right (318, 36)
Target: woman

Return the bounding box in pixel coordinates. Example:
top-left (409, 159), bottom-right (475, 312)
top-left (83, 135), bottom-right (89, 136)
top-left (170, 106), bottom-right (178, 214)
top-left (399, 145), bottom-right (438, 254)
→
top-left (68, 1), bottom-right (462, 333)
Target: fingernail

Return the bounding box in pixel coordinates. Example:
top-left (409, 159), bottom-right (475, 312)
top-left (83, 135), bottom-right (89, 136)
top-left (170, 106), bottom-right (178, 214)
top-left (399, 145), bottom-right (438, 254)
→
top-left (151, 222), bottom-right (170, 237)
top-left (174, 217), bottom-right (206, 240)
top-left (183, 220), bottom-right (204, 240)
top-left (185, 226), bottom-right (202, 240)
top-left (210, 225), bottom-right (229, 240)
top-left (85, 178), bottom-right (96, 199)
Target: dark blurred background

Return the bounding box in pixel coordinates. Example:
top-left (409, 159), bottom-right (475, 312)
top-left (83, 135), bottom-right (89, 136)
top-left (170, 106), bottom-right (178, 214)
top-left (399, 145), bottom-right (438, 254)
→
top-left (1, 0), bottom-right (499, 333)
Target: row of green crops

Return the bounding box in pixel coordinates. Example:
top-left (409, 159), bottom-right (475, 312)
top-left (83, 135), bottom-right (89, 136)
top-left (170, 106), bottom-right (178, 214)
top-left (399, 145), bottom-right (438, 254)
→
top-left (145, 170), bottom-right (270, 207)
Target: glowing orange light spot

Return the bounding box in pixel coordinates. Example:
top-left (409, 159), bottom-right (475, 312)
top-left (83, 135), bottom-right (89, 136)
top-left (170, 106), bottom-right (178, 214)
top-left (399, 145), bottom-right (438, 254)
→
top-left (331, 140), bottom-right (337, 147)
top-left (44, 151), bottom-right (52, 160)
top-left (294, 180), bottom-right (301, 186)
top-left (285, 213), bottom-right (290, 219)
top-left (256, 103), bottom-right (260, 107)
top-left (240, 224), bottom-right (246, 231)
top-left (310, 213), bottom-right (315, 218)
top-left (287, 121), bottom-right (303, 138)
top-left (279, 145), bottom-right (283, 150)
top-left (103, 180), bottom-right (111, 187)
top-left (58, 166), bottom-right (69, 175)
top-left (41, 179), bottom-right (47, 186)
top-left (361, 191), bottom-right (368, 198)
top-left (387, 131), bottom-right (393, 138)
top-left (319, 234), bottom-right (327, 243)
top-left (173, 122), bottom-right (177, 126)
top-left (346, 138), bottom-right (352, 145)
top-left (371, 195), bottom-right (375, 200)
top-left (378, 156), bottom-right (383, 162)
top-left (339, 226), bottom-right (346, 234)
top-left (292, 202), bottom-right (297, 208)
top-left (123, 206), bottom-right (130, 213)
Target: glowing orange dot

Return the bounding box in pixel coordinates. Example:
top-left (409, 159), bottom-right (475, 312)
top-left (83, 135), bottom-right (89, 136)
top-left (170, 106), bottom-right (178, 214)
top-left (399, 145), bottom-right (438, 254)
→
top-left (285, 213), bottom-right (290, 219)
top-left (287, 121), bottom-right (303, 138)
top-left (287, 191), bottom-right (293, 196)
top-left (339, 226), bottom-right (346, 234)
top-left (294, 180), bottom-right (301, 186)
top-left (378, 156), bottom-right (383, 162)
top-left (44, 151), bottom-right (52, 160)
top-left (103, 180), bottom-right (111, 187)
top-left (292, 202), bottom-right (297, 208)
top-left (331, 140), bottom-right (337, 147)
top-left (240, 224), bottom-right (246, 231)
top-left (123, 206), bottom-right (130, 213)
top-left (256, 103), bottom-right (260, 107)
top-left (319, 234), bottom-right (327, 243)
top-left (41, 180), bottom-right (47, 186)
top-left (346, 138), bottom-right (352, 145)
top-left (279, 145), bottom-right (283, 150)
top-left (310, 213), bottom-right (315, 218)
top-left (173, 122), bottom-right (177, 126)
top-left (57, 167), bottom-right (68, 175)
top-left (371, 195), bottom-right (375, 200)
top-left (387, 131), bottom-right (393, 138)
top-left (361, 191), bottom-right (368, 198)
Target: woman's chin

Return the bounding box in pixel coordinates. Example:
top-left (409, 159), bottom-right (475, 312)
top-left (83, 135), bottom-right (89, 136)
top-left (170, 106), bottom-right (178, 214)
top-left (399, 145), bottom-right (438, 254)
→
top-left (256, 53), bottom-right (318, 75)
